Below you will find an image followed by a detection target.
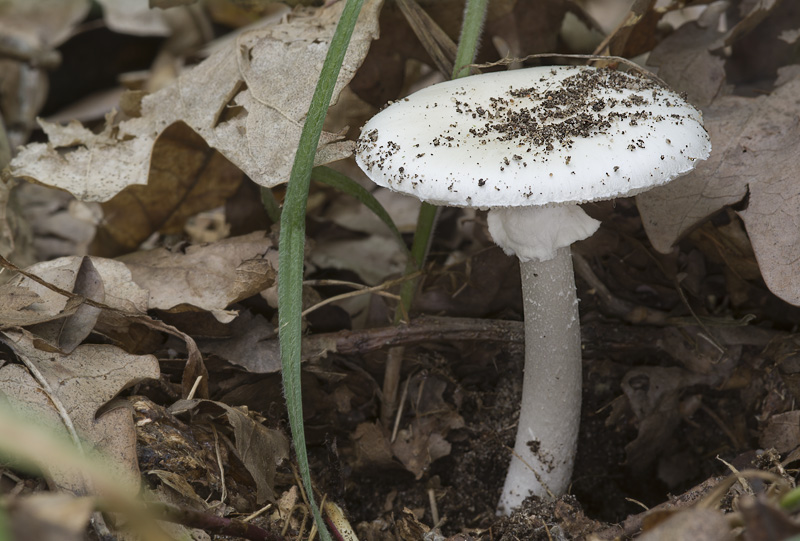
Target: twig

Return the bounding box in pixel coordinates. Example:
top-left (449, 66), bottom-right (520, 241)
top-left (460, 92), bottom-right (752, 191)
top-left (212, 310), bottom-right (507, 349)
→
top-left (301, 316), bottom-right (525, 362)
top-left (187, 376), bottom-right (203, 400)
top-left (382, 345), bottom-right (405, 428)
top-left (300, 273), bottom-right (419, 318)
top-left (395, 0), bottom-right (457, 77)
top-left (391, 372), bottom-right (414, 443)
top-left (428, 487), bottom-right (440, 527)
top-left (243, 503), bottom-right (273, 523)
top-left (211, 425), bottom-right (227, 505)
top-left (145, 501), bottom-right (285, 541)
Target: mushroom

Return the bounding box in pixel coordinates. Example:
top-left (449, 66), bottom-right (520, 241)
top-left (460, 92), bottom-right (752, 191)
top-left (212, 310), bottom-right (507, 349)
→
top-left (354, 65), bottom-right (710, 513)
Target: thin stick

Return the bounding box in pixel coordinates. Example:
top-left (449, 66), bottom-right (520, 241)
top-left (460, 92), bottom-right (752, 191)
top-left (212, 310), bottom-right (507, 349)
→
top-left (301, 289), bottom-right (399, 318)
top-left (242, 503), bottom-right (272, 523)
top-left (212, 425), bottom-right (228, 505)
top-left (187, 376), bottom-right (203, 401)
top-left (428, 487), bottom-right (440, 527)
top-left (301, 273), bottom-right (420, 318)
top-left (391, 373), bottom-right (414, 443)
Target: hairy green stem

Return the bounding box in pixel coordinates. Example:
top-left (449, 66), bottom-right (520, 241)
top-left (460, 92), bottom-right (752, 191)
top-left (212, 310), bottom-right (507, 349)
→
top-left (452, 0), bottom-right (489, 79)
top-left (277, 1), bottom-right (365, 539)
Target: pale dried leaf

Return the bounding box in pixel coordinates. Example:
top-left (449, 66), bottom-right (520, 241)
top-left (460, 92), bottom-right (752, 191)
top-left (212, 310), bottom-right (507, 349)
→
top-left (0, 178), bottom-right (37, 272)
top-left (779, 28), bottom-right (800, 43)
top-left (97, 0), bottom-right (172, 36)
top-left (638, 508), bottom-right (733, 541)
top-left (724, 0), bottom-right (783, 46)
top-left (638, 67), bottom-right (800, 305)
top-left (224, 404), bottom-right (288, 504)
top-left (91, 121), bottom-right (244, 257)
top-left (646, 5), bottom-right (727, 107)
top-left (3, 256), bottom-right (149, 319)
top-left (147, 469), bottom-right (209, 509)
top-left (117, 231), bottom-right (277, 319)
top-left (310, 234), bottom-right (408, 285)
top-left (323, 185), bottom-right (421, 234)
top-left (9, 0), bottom-right (383, 200)
top-left (593, 0), bottom-right (658, 58)
top-left (53, 257), bottom-right (104, 353)
top-left (760, 411), bottom-right (800, 453)
top-left (0, 330), bottom-right (160, 495)
top-left (197, 311), bottom-right (281, 374)
top-left (0, 0), bottom-right (89, 50)
top-left (390, 374), bottom-right (464, 479)
top-left (352, 422), bottom-right (395, 470)
top-left (15, 183), bottom-right (97, 262)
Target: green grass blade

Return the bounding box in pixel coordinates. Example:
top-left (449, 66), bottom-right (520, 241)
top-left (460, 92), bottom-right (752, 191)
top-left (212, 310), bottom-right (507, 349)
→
top-left (260, 186), bottom-right (282, 223)
top-left (452, 0), bottom-right (489, 80)
top-left (277, 1), bottom-right (365, 540)
top-left (312, 166), bottom-right (408, 253)
top-left (395, 201), bottom-right (437, 322)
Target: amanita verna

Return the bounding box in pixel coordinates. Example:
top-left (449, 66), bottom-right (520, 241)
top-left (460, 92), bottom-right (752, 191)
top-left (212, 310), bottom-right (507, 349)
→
top-left (354, 65), bottom-right (710, 513)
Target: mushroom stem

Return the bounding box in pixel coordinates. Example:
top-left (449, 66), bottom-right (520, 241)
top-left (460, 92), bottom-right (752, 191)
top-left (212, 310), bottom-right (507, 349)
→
top-left (497, 246), bottom-right (582, 514)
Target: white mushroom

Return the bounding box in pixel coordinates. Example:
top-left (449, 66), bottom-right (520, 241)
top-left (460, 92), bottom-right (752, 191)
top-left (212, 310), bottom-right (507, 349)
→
top-left (354, 65), bottom-right (710, 513)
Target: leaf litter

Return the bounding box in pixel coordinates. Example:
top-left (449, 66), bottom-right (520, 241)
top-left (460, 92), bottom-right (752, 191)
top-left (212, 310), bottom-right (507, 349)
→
top-left (3, 0), bottom-right (800, 540)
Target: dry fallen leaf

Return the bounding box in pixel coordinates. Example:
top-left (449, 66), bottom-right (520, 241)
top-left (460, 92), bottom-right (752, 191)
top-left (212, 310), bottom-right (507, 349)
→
top-left (96, 0), bottom-right (174, 36)
top-left (621, 365), bottom-right (716, 477)
top-left (91, 121), bottom-right (244, 257)
top-left (0, 255), bottom-right (147, 329)
top-left (0, 0), bottom-right (89, 147)
top-left (739, 496), bottom-right (800, 541)
top-left (0, 0), bottom-right (88, 50)
top-left (646, 4), bottom-right (727, 107)
top-left (637, 508), bottom-right (733, 541)
top-left (760, 410), bottom-right (800, 453)
top-left (0, 330), bottom-right (160, 496)
top-left (352, 421), bottom-right (396, 471)
top-left (637, 66), bottom-right (800, 305)
top-left (144, 482), bottom-right (213, 541)
top-left (390, 373), bottom-right (464, 479)
top-left (118, 231), bottom-right (277, 322)
top-left (168, 398), bottom-right (290, 504)
top-left (30, 256), bottom-right (104, 353)
top-left (197, 311), bottom-right (281, 374)
top-left (593, 0), bottom-right (659, 58)
top-left (8, 0), bottom-right (383, 200)
top-left (13, 183), bottom-right (97, 262)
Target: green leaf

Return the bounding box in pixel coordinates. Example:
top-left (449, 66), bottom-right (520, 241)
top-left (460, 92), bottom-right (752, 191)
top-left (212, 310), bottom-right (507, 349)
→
top-left (276, 1), bottom-right (365, 540)
top-left (312, 166), bottom-right (408, 254)
top-left (260, 186), bottom-right (282, 223)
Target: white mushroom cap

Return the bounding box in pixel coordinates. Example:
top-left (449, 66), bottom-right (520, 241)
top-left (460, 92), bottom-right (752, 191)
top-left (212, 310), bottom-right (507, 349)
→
top-left (355, 65), bottom-right (711, 209)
